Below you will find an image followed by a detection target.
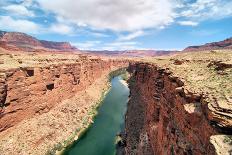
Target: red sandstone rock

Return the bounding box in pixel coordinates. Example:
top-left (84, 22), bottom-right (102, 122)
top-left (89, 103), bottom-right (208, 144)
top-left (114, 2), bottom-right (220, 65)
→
top-left (125, 62), bottom-right (220, 155)
top-left (184, 37), bottom-right (232, 52)
top-left (0, 30), bottom-right (77, 51)
top-left (0, 58), bottom-right (128, 132)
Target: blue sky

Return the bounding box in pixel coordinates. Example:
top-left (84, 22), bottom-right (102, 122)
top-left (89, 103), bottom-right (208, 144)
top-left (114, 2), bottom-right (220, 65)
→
top-left (0, 0), bottom-right (232, 50)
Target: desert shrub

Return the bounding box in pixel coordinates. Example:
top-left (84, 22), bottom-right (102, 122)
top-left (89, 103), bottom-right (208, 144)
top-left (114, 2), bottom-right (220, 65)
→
top-left (223, 135), bottom-right (232, 144)
top-left (53, 142), bottom-right (63, 151)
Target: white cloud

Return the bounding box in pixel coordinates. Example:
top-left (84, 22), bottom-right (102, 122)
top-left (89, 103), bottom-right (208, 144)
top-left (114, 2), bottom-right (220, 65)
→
top-left (90, 32), bottom-right (109, 38)
top-left (48, 24), bottom-right (74, 35)
top-left (0, 16), bottom-right (40, 33)
top-left (178, 21), bottom-right (198, 26)
top-left (72, 41), bottom-right (101, 50)
top-left (102, 41), bottom-right (139, 50)
top-left (37, 0), bottom-right (177, 32)
top-left (1, 0), bottom-right (232, 42)
top-left (180, 0), bottom-right (232, 20)
top-left (118, 30), bottom-right (145, 41)
top-left (2, 4), bottom-right (35, 17)
top-left (22, 0), bottom-right (35, 7)
top-left (72, 40), bottom-right (139, 50)
top-left (36, 0), bottom-right (232, 33)
top-left (0, 15), bottom-right (74, 35)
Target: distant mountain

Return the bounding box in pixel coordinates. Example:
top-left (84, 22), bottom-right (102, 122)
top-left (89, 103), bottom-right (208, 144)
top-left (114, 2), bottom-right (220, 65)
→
top-left (184, 37), bottom-right (232, 52)
top-left (86, 50), bottom-right (176, 57)
top-left (0, 30), bottom-right (77, 51)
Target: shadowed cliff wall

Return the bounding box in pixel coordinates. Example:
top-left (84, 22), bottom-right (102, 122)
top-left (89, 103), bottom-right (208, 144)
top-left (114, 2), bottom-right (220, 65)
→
top-left (125, 62), bottom-right (218, 155)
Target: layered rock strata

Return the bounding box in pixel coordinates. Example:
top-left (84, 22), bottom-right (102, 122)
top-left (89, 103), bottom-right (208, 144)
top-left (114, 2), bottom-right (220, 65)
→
top-left (184, 37), bottom-right (232, 52)
top-left (0, 58), bottom-right (127, 132)
top-left (0, 30), bottom-right (76, 51)
top-left (0, 56), bottom-right (128, 154)
top-left (125, 62), bottom-right (231, 155)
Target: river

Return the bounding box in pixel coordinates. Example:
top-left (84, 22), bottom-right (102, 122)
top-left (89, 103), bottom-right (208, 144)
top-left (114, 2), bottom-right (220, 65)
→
top-left (63, 75), bottom-right (129, 155)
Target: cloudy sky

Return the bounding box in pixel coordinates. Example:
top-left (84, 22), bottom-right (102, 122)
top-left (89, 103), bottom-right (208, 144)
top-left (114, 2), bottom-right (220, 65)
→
top-left (0, 0), bottom-right (232, 50)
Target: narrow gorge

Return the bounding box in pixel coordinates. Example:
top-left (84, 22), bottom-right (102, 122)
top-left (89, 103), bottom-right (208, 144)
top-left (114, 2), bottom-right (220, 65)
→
top-left (0, 32), bottom-right (232, 155)
top-left (63, 75), bottom-right (129, 155)
top-left (0, 50), bottom-right (231, 155)
top-left (0, 54), bottom-right (128, 155)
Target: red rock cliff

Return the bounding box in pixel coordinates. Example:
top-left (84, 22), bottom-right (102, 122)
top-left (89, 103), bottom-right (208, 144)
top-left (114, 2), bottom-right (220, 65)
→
top-left (184, 37), bottom-right (232, 52)
top-left (0, 30), bottom-right (77, 51)
top-left (125, 62), bottom-right (231, 155)
top-left (0, 57), bottom-right (127, 132)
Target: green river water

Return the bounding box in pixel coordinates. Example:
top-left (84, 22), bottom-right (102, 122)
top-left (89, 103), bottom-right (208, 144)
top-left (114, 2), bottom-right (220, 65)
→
top-left (63, 75), bottom-right (129, 155)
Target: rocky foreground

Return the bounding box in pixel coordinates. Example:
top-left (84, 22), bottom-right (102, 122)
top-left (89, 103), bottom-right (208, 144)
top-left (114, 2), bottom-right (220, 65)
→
top-left (0, 48), bottom-right (128, 154)
top-left (125, 50), bottom-right (232, 155)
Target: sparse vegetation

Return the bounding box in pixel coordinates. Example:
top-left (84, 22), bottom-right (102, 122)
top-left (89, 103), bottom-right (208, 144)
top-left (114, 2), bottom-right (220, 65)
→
top-left (120, 71), bottom-right (129, 81)
top-left (144, 50), bottom-right (232, 122)
top-left (44, 78), bottom-right (113, 155)
top-left (223, 135), bottom-right (232, 145)
top-left (109, 67), bottom-right (127, 80)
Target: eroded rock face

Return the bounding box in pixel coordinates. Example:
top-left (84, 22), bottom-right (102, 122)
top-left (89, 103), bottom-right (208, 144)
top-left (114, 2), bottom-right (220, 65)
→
top-left (184, 37), bottom-right (232, 52)
top-left (0, 58), bottom-right (127, 132)
top-left (40, 40), bottom-right (76, 50)
top-left (125, 62), bottom-right (230, 155)
top-left (0, 31), bottom-right (76, 51)
top-left (0, 73), bottom-right (7, 108)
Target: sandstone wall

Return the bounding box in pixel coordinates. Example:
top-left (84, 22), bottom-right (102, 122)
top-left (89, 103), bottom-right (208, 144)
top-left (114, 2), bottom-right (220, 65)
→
top-left (0, 58), bottom-right (127, 132)
top-left (125, 62), bottom-right (220, 155)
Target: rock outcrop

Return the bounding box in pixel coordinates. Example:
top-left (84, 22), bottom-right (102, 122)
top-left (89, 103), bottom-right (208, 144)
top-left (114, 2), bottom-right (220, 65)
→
top-left (40, 40), bottom-right (76, 50)
top-left (0, 57), bottom-right (127, 132)
top-left (184, 37), bottom-right (232, 52)
top-left (0, 30), bottom-right (76, 51)
top-left (125, 62), bottom-right (231, 155)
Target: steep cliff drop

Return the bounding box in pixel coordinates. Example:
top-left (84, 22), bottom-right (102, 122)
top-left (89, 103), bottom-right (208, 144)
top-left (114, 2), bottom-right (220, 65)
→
top-left (125, 50), bottom-right (232, 155)
top-left (0, 52), bottom-right (128, 155)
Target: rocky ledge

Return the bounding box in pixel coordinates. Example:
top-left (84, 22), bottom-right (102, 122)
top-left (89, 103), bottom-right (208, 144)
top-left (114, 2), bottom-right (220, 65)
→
top-left (125, 54), bottom-right (232, 155)
top-left (0, 52), bottom-right (128, 154)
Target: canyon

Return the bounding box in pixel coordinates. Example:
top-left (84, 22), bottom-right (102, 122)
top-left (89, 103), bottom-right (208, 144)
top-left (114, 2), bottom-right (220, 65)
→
top-left (0, 31), bottom-right (231, 155)
top-left (125, 50), bottom-right (232, 155)
top-left (0, 49), bottom-right (128, 154)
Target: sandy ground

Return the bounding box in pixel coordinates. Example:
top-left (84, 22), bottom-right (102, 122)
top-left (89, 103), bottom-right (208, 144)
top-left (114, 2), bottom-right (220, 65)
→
top-left (0, 70), bottom-right (112, 155)
top-left (210, 135), bottom-right (232, 155)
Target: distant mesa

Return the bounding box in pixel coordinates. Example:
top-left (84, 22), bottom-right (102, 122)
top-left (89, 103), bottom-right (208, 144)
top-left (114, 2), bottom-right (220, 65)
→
top-left (184, 37), bottom-right (232, 52)
top-left (0, 30), bottom-right (77, 51)
top-left (0, 30), bottom-right (178, 56)
top-left (1, 30), bottom-right (232, 55)
top-left (85, 50), bottom-right (177, 57)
